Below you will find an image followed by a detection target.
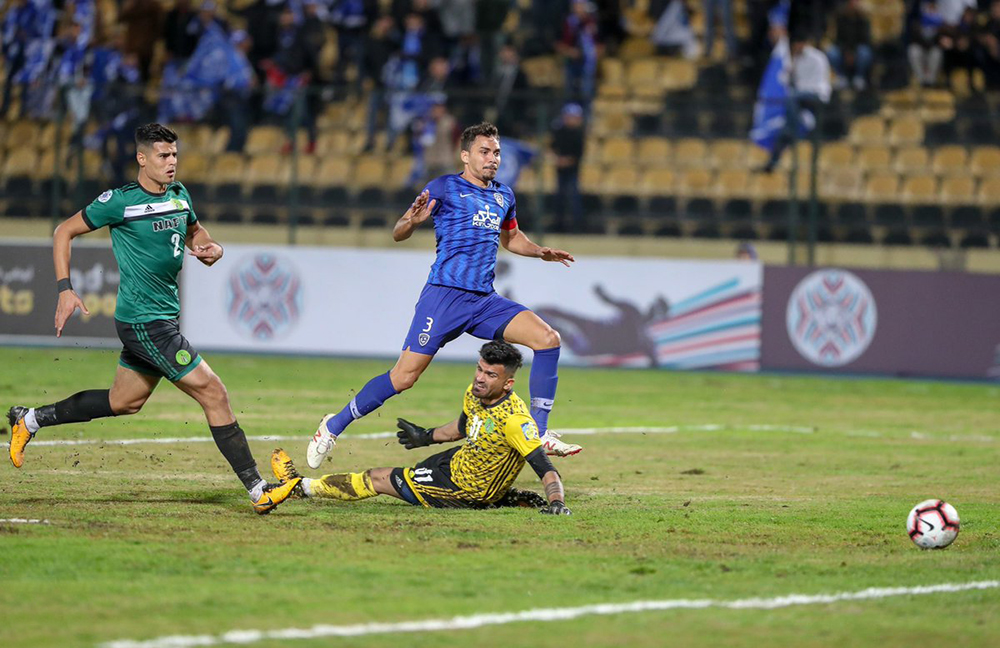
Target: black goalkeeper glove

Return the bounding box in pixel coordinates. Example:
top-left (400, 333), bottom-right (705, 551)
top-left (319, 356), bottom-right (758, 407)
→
top-left (396, 418), bottom-right (434, 449)
top-left (539, 500), bottom-right (572, 516)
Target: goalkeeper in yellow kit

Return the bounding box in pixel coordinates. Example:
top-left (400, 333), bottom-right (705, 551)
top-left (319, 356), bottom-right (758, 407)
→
top-left (271, 341), bottom-right (571, 514)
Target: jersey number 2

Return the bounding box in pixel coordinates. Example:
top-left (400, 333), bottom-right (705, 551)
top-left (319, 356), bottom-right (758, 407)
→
top-left (170, 233), bottom-right (182, 258)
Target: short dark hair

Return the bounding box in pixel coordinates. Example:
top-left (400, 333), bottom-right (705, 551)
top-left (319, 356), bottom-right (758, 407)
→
top-left (460, 122), bottom-right (499, 152)
top-left (135, 123), bottom-right (178, 149)
top-left (479, 340), bottom-right (522, 375)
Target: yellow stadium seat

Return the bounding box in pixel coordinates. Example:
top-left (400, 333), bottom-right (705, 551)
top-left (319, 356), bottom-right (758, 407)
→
top-left (600, 58), bottom-right (625, 86)
top-left (580, 164), bottom-right (604, 192)
top-left (848, 116), bottom-right (885, 146)
top-left (818, 143), bottom-right (854, 171)
top-left (674, 138), bottom-right (708, 168)
top-left (857, 145), bottom-right (893, 173)
top-left (3, 147), bottom-right (37, 181)
top-left (245, 127), bottom-right (286, 156)
top-left (386, 157), bottom-right (415, 189)
top-left (819, 169), bottom-right (863, 201)
top-left (246, 154), bottom-right (290, 185)
top-left (353, 158), bottom-right (387, 188)
top-left (750, 172), bottom-right (788, 200)
top-left (865, 173), bottom-right (900, 202)
top-left (604, 166), bottom-right (641, 194)
top-left (939, 176), bottom-right (975, 205)
top-left (888, 116), bottom-right (924, 147)
top-left (708, 139), bottom-right (747, 170)
top-left (636, 137), bottom-right (672, 167)
top-left (901, 175), bottom-right (937, 204)
top-left (978, 177), bottom-right (1000, 205)
top-left (209, 153), bottom-right (246, 185)
top-left (626, 58), bottom-right (661, 90)
top-left (600, 136), bottom-right (634, 165)
top-left (893, 147), bottom-right (929, 174)
top-left (715, 169), bottom-right (750, 199)
top-left (313, 158), bottom-right (352, 186)
top-left (639, 168), bottom-right (675, 196)
top-left (590, 111), bottom-right (633, 137)
top-left (677, 169), bottom-right (713, 197)
top-left (931, 146), bottom-right (968, 176)
top-left (970, 146), bottom-right (1000, 178)
top-left (522, 56), bottom-right (561, 87)
top-left (180, 152), bottom-right (210, 177)
top-left (662, 59), bottom-right (697, 91)
top-left (5, 121), bottom-right (39, 151)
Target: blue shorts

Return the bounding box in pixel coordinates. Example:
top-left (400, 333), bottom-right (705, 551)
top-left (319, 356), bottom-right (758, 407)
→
top-left (402, 284), bottom-right (528, 355)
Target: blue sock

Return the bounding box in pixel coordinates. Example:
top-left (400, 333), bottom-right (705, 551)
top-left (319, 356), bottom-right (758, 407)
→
top-left (325, 372), bottom-right (399, 437)
top-left (529, 347), bottom-right (560, 436)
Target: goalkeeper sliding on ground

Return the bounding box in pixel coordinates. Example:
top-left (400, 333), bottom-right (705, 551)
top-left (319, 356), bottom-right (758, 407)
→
top-left (270, 341), bottom-right (571, 514)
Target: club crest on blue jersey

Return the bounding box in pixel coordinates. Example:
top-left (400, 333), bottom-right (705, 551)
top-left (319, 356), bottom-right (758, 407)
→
top-left (473, 203), bottom-right (502, 230)
top-left (494, 192), bottom-right (504, 208)
top-left (521, 421), bottom-right (539, 441)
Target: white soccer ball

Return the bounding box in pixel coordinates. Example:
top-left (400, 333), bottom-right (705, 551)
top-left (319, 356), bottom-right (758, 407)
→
top-left (907, 499), bottom-right (960, 549)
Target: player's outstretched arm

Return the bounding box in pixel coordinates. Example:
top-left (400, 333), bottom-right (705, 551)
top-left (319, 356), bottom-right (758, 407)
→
top-left (393, 190), bottom-right (437, 242)
top-left (186, 221), bottom-right (224, 266)
top-left (500, 225), bottom-right (574, 267)
top-left (524, 446), bottom-right (571, 515)
top-left (52, 211), bottom-right (93, 337)
top-left (396, 415), bottom-right (466, 449)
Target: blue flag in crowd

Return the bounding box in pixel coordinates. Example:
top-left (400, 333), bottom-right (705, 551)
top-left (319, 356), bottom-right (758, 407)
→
top-left (749, 38), bottom-right (789, 152)
top-left (495, 139), bottom-right (537, 190)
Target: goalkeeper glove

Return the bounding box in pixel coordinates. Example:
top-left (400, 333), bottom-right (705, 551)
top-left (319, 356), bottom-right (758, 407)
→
top-left (539, 500), bottom-right (572, 515)
top-left (396, 418), bottom-right (434, 449)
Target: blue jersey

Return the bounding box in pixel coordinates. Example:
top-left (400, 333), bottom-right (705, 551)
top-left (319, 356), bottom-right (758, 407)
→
top-left (423, 174), bottom-right (518, 294)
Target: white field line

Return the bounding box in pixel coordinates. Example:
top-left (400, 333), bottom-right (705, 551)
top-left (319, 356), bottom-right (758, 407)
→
top-left (99, 580), bottom-right (1000, 648)
top-left (21, 424), bottom-right (815, 448)
top-left (0, 518), bottom-right (51, 524)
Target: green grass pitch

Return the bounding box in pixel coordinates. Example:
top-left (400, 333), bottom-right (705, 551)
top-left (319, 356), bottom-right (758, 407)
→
top-left (1, 347), bottom-right (998, 648)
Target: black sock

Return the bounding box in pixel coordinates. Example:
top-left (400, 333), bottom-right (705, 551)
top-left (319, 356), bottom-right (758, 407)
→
top-left (209, 421), bottom-right (262, 491)
top-left (34, 390), bottom-right (116, 428)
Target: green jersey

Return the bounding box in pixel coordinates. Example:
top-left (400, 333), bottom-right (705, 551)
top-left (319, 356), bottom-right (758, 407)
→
top-left (82, 181), bottom-right (198, 324)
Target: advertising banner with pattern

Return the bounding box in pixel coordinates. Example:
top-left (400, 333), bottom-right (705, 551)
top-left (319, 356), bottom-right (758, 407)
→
top-left (0, 241), bottom-right (120, 346)
top-left (180, 245), bottom-right (763, 370)
top-left (761, 266), bottom-right (1000, 379)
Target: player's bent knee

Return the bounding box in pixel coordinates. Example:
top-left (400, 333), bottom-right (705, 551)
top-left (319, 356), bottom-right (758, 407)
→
top-left (389, 370), bottom-right (420, 392)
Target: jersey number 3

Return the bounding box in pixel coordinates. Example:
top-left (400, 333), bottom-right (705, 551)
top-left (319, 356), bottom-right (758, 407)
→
top-left (170, 233), bottom-right (182, 258)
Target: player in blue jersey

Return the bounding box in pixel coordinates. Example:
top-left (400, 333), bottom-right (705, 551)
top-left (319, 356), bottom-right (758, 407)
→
top-left (307, 122), bottom-right (582, 468)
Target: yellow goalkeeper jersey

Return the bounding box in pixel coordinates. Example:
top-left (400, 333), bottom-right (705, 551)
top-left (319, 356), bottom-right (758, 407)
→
top-left (449, 385), bottom-right (541, 503)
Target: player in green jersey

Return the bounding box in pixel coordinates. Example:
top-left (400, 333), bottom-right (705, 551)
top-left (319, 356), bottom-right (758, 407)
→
top-left (5, 123), bottom-right (299, 515)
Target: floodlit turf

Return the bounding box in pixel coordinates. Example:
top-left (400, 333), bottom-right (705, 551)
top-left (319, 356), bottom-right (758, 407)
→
top-left (1, 347), bottom-right (998, 648)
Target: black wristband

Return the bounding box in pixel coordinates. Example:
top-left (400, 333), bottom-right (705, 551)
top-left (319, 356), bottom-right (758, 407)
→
top-left (57, 278), bottom-right (73, 293)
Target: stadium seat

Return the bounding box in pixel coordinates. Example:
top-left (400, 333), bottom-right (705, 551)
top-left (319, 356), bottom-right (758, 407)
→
top-left (662, 59), bottom-right (698, 91)
top-left (844, 227), bottom-right (875, 244)
top-left (353, 158), bottom-right (387, 190)
top-left (580, 164), bottom-right (605, 194)
top-left (888, 116), bottom-right (925, 147)
top-left (977, 177), bottom-right (1000, 205)
top-left (819, 169), bottom-right (863, 201)
top-left (940, 176), bottom-right (975, 205)
top-left (246, 155), bottom-right (289, 204)
top-left (865, 173), bottom-right (900, 202)
top-left (626, 58), bottom-right (661, 90)
top-left (600, 136), bottom-right (634, 166)
top-left (818, 142), bottom-right (854, 171)
top-left (760, 199), bottom-right (789, 224)
top-left (715, 169), bottom-right (749, 200)
top-left (857, 145), bottom-right (893, 173)
top-left (1, 147), bottom-right (37, 197)
top-left (245, 126), bottom-right (287, 156)
top-left (931, 146), bottom-right (968, 176)
top-left (636, 137), bottom-right (672, 168)
top-left (949, 205), bottom-right (984, 228)
top-left (874, 203), bottom-right (906, 226)
top-left (920, 230), bottom-right (952, 247)
top-left (707, 139), bottom-right (747, 170)
top-left (208, 153), bottom-right (247, 201)
top-left (970, 146), bottom-right (1000, 178)
top-left (5, 121), bottom-right (39, 152)
top-left (837, 202), bottom-right (868, 226)
top-left (676, 169), bottom-right (713, 197)
top-left (882, 228), bottom-right (913, 246)
top-left (848, 116), bottom-right (885, 146)
top-left (673, 139), bottom-right (708, 168)
top-left (901, 175), bottom-right (938, 204)
top-left (911, 204), bottom-right (944, 227)
top-left (959, 231), bottom-right (990, 248)
top-left (604, 167), bottom-right (641, 215)
top-left (750, 173), bottom-right (788, 201)
top-left (893, 147), bottom-right (929, 175)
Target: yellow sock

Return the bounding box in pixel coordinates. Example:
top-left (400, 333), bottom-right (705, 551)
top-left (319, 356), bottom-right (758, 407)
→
top-left (310, 471), bottom-right (377, 501)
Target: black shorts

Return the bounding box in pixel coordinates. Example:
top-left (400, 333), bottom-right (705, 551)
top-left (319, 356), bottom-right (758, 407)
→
top-left (389, 447), bottom-right (483, 509)
top-left (115, 318), bottom-right (202, 382)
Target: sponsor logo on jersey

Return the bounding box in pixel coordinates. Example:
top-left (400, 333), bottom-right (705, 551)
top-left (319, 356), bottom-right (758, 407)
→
top-left (521, 421), bottom-right (538, 441)
top-left (472, 203), bottom-right (501, 230)
top-left (786, 269), bottom-right (877, 367)
top-left (97, 190), bottom-right (113, 203)
top-left (152, 216), bottom-right (186, 232)
top-left (227, 253), bottom-right (302, 341)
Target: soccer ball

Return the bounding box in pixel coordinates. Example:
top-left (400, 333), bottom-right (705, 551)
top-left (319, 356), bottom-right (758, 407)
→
top-left (907, 499), bottom-right (960, 549)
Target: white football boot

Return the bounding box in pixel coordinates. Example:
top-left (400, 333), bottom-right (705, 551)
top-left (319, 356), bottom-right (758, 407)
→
top-left (306, 414), bottom-right (337, 469)
top-left (541, 430), bottom-right (582, 457)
